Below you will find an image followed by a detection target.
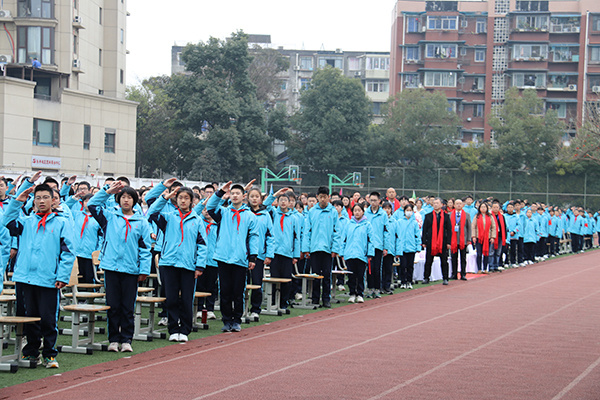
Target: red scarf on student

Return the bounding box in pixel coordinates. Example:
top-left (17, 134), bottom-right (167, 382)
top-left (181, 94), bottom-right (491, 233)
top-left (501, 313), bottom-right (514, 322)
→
top-left (477, 214), bottom-right (491, 256)
top-left (121, 216), bottom-right (131, 242)
top-left (232, 208), bottom-right (245, 231)
top-left (204, 219), bottom-right (215, 236)
top-left (280, 214), bottom-right (286, 233)
top-left (178, 209), bottom-right (192, 246)
top-left (431, 211), bottom-right (445, 256)
top-left (36, 212), bottom-right (57, 232)
top-left (450, 210), bottom-right (466, 253)
top-left (493, 212), bottom-right (506, 250)
top-left (80, 213), bottom-right (90, 238)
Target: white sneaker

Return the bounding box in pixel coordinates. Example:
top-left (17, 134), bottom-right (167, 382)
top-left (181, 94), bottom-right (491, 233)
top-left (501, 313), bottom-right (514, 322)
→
top-left (337, 285), bottom-right (346, 292)
top-left (498, 266), bottom-right (504, 271)
top-left (196, 311), bottom-right (202, 319)
top-left (295, 293), bottom-right (302, 301)
top-left (179, 334), bottom-right (188, 342)
top-left (207, 311), bottom-right (217, 320)
top-left (407, 283), bottom-right (413, 289)
top-left (348, 295), bottom-right (356, 303)
top-left (356, 296), bottom-right (364, 303)
top-left (249, 312), bottom-right (260, 319)
top-left (158, 317), bottom-right (168, 326)
top-left (169, 333), bottom-right (179, 342)
top-left (121, 343), bottom-right (133, 352)
top-left (108, 342), bottom-right (119, 352)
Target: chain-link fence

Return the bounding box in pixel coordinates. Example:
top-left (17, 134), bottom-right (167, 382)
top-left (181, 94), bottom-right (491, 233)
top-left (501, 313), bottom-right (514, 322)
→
top-left (284, 166), bottom-right (600, 210)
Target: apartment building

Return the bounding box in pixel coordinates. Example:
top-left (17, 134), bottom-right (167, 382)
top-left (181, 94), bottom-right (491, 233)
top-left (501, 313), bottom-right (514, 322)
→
top-left (0, 0), bottom-right (136, 176)
top-left (390, 0), bottom-right (600, 143)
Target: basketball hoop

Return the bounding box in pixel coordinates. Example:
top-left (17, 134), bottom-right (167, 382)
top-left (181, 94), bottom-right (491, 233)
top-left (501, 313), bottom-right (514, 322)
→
top-left (292, 178), bottom-right (302, 185)
top-left (356, 183), bottom-right (364, 189)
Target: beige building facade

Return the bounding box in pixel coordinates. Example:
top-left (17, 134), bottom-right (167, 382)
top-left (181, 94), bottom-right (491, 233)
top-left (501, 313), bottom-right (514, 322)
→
top-left (0, 0), bottom-right (136, 176)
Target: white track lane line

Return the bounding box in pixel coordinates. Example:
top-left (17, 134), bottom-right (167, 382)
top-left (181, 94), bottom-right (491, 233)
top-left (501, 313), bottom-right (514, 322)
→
top-left (551, 354), bottom-right (600, 400)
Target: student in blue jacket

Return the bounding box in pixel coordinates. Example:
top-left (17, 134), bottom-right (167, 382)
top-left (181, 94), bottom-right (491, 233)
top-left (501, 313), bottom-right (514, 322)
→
top-left (3, 179), bottom-right (75, 369)
top-left (365, 192), bottom-right (389, 298)
top-left (196, 207), bottom-right (219, 320)
top-left (206, 181), bottom-right (259, 333)
top-left (522, 209), bottom-right (538, 264)
top-left (340, 203), bottom-right (374, 303)
top-left (88, 181), bottom-right (152, 353)
top-left (301, 186), bottom-right (341, 308)
top-left (396, 204), bottom-right (422, 289)
top-left (265, 191), bottom-right (300, 310)
top-left (148, 187), bottom-right (207, 342)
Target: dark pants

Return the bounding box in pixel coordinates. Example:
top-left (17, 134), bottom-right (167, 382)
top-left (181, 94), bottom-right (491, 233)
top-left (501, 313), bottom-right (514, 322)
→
top-left (247, 258), bottom-right (264, 314)
top-left (382, 254), bottom-right (395, 291)
top-left (518, 237), bottom-right (525, 263)
top-left (77, 257), bottom-right (95, 284)
top-left (104, 270), bottom-right (138, 344)
top-left (161, 265), bottom-right (195, 335)
top-left (571, 233), bottom-right (581, 252)
top-left (218, 262), bottom-right (247, 324)
top-left (310, 251), bottom-right (332, 304)
top-left (536, 237), bottom-right (547, 257)
top-left (509, 239), bottom-right (519, 265)
top-left (524, 242), bottom-right (535, 262)
top-left (17, 283), bottom-right (59, 359)
top-left (151, 249), bottom-right (167, 317)
top-left (424, 248), bottom-right (449, 281)
top-left (451, 248), bottom-right (467, 278)
top-left (475, 241), bottom-right (489, 272)
top-left (294, 258), bottom-right (310, 294)
top-left (270, 255), bottom-right (293, 309)
top-left (366, 249), bottom-right (383, 290)
top-left (346, 259), bottom-right (366, 296)
top-left (548, 236), bottom-right (558, 255)
top-left (400, 252), bottom-right (416, 284)
top-left (196, 266), bottom-right (218, 312)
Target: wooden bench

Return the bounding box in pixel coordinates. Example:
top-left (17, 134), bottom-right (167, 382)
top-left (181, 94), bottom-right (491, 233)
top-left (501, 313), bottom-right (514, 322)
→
top-left (262, 278), bottom-right (292, 316)
top-left (58, 304), bottom-right (110, 354)
top-left (242, 284), bottom-right (261, 323)
top-left (193, 292), bottom-right (212, 330)
top-left (293, 274), bottom-right (323, 309)
top-left (0, 316), bottom-right (41, 372)
top-left (133, 296), bottom-right (167, 341)
top-left (1, 289), bottom-right (15, 296)
top-left (331, 256), bottom-right (352, 303)
top-left (0, 295), bottom-right (17, 349)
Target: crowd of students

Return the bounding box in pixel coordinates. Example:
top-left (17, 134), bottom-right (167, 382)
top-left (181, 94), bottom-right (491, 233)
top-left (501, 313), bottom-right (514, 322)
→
top-left (1, 173), bottom-right (598, 369)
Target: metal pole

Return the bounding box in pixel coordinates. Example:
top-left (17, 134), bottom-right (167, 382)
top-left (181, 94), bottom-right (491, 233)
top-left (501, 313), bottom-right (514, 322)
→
top-left (437, 168), bottom-right (441, 197)
top-left (509, 170), bottom-right (513, 200)
top-left (584, 173), bottom-right (588, 209)
top-left (546, 173), bottom-right (549, 205)
top-left (402, 168), bottom-right (406, 195)
top-left (367, 166), bottom-right (371, 193)
top-left (260, 168), bottom-right (266, 193)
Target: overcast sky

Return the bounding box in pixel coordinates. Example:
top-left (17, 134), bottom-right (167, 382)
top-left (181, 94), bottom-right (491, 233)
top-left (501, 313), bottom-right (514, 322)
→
top-left (126, 0), bottom-right (396, 85)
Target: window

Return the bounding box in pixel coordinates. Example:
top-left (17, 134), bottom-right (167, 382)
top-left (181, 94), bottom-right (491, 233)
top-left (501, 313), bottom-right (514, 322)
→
top-left (280, 81), bottom-right (287, 91)
top-left (17, 26), bottom-right (54, 65)
top-left (176, 52), bottom-right (185, 66)
top-left (366, 57), bottom-right (389, 70)
top-left (404, 74), bottom-right (420, 88)
top-left (515, 1), bottom-right (549, 12)
top-left (512, 73), bottom-right (546, 88)
top-left (589, 76), bottom-right (600, 91)
top-left (372, 102), bottom-right (382, 115)
top-left (318, 56), bottom-right (343, 69)
top-left (300, 78), bottom-right (311, 90)
top-left (460, 47), bottom-right (467, 56)
top-left (476, 18), bottom-right (487, 33)
top-left (104, 129), bottom-right (115, 153)
top-left (593, 16), bottom-right (600, 31)
top-left (591, 47), bottom-right (600, 62)
top-left (120, 29), bottom-right (124, 44)
top-left (552, 46), bottom-right (579, 62)
top-left (33, 77), bottom-right (51, 100)
top-left (99, 7), bottom-right (102, 24)
top-left (120, 69), bottom-right (124, 84)
top-left (83, 125), bottom-right (91, 150)
top-left (366, 81), bottom-right (389, 93)
top-left (426, 43), bottom-right (457, 58)
top-left (99, 49), bottom-right (102, 66)
top-left (299, 57), bottom-right (313, 70)
top-left (426, 1), bottom-right (458, 12)
top-left (547, 103), bottom-right (566, 118)
top-left (475, 49), bottom-right (485, 62)
top-left (407, 16), bottom-right (420, 33)
top-left (405, 47), bottom-right (420, 61)
top-left (348, 57), bottom-right (361, 70)
top-left (473, 104), bottom-right (484, 117)
top-left (73, 0), bottom-right (77, 10)
top-left (73, 34), bottom-right (78, 55)
top-left (33, 119), bottom-right (59, 147)
top-left (424, 71), bottom-right (457, 87)
top-left (448, 101), bottom-right (457, 113)
top-left (550, 16), bottom-right (580, 33)
top-left (512, 44), bottom-right (548, 60)
top-left (515, 15), bottom-right (549, 31)
top-left (473, 76), bottom-right (485, 91)
top-left (18, 0), bottom-right (53, 18)
top-left (427, 16), bottom-right (458, 30)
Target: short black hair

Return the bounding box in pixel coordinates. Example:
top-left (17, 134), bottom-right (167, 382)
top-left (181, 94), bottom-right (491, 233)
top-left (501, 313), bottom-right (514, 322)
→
top-left (404, 203), bottom-right (414, 211)
top-left (203, 184), bottom-right (215, 191)
top-left (465, 195), bottom-right (473, 200)
top-left (317, 186), bottom-right (329, 196)
top-left (79, 181), bottom-right (91, 190)
top-left (116, 176), bottom-right (131, 186)
top-left (352, 202), bottom-right (365, 212)
top-left (44, 177), bottom-right (59, 187)
top-left (381, 201), bottom-right (393, 209)
top-left (277, 192), bottom-right (291, 201)
top-left (307, 193), bottom-right (317, 200)
top-left (370, 191), bottom-right (381, 199)
top-left (231, 184), bottom-right (244, 193)
top-left (192, 185), bottom-right (201, 191)
top-left (104, 177), bottom-right (115, 183)
top-left (176, 187), bottom-right (194, 202)
top-left (171, 181), bottom-right (183, 189)
top-left (34, 183), bottom-right (53, 196)
top-left (398, 195), bottom-right (409, 201)
top-left (332, 200), bottom-right (344, 207)
top-left (115, 186), bottom-right (139, 205)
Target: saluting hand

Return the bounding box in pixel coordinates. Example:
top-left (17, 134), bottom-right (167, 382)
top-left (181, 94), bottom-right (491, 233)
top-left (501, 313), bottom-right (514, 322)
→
top-left (106, 181), bottom-right (124, 195)
top-left (29, 170), bottom-right (42, 183)
top-left (244, 179), bottom-right (256, 192)
top-left (163, 177), bottom-right (177, 188)
top-left (221, 181), bottom-right (232, 193)
top-left (16, 186), bottom-right (34, 202)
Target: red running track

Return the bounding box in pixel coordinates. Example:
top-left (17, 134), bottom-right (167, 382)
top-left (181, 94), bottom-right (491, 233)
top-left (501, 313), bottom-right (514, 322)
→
top-left (3, 251), bottom-right (600, 399)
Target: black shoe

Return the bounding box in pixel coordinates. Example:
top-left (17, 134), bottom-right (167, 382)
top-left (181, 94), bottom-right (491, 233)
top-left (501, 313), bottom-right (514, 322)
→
top-left (450, 275), bottom-right (457, 280)
top-left (322, 301), bottom-right (331, 308)
top-left (443, 279), bottom-right (449, 285)
top-left (422, 279), bottom-right (429, 284)
top-left (460, 276), bottom-right (468, 281)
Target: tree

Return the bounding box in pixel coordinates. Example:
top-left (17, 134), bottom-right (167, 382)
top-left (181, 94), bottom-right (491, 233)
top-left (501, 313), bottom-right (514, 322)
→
top-left (167, 31), bottom-right (274, 181)
top-left (489, 87), bottom-right (564, 171)
top-left (286, 67), bottom-right (372, 171)
top-left (380, 88), bottom-right (462, 167)
top-left (566, 102), bottom-right (600, 165)
top-left (248, 46), bottom-right (289, 105)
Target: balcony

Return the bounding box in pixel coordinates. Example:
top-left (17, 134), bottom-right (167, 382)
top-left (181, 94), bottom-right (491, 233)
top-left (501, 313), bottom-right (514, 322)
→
top-left (550, 17), bottom-right (580, 34)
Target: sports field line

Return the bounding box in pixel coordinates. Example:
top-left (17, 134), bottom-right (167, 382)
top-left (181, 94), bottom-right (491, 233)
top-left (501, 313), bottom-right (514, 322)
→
top-left (25, 257), bottom-right (596, 400)
top-left (551, 353), bottom-right (600, 400)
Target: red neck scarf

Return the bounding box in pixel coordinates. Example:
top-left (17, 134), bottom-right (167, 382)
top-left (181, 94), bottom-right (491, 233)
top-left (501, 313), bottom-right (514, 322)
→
top-left (232, 208), bottom-right (245, 231)
top-left (36, 212), bottom-right (56, 232)
top-left (178, 209), bottom-right (192, 245)
top-left (204, 219), bottom-right (215, 236)
top-left (493, 212), bottom-right (506, 249)
top-left (450, 210), bottom-right (466, 253)
top-left (477, 214), bottom-right (491, 256)
top-left (280, 213), bottom-right (286, 233)
top-left (80, 213), bottom-right (91, 238)
top-left (121, 215), bottom-right (131, 242)
top-left (80, 201), bottom-right (84, 211)
top-left (431, 211), bottom-right (445, 256)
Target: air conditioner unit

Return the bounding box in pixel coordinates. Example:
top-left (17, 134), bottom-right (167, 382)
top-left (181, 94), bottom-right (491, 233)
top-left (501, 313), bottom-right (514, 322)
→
top-left (567, 84), bottom-right (577, 91)
top-left (292, 88), bottom-right (299, 93)
top-left (461, 20), bottom-right (468, 28)
top-left (73, 59), bottom-right (81, 69)
top-left (293, 65), bottom-right (300, 71)
top-left (593, 86), bottom-right (600, 93)
top-left (467, 117), bottom-right (472, 122)
top-left (73, 15), bottom-right (82, 24)
top-left (0, 54), bottom-right (12, 63)
top-left (0, 9), bottom-right (12, 18)
top-left (354, 71), bottom-right (361, 77)
top-left (420, 26), bottom-right (427, 32)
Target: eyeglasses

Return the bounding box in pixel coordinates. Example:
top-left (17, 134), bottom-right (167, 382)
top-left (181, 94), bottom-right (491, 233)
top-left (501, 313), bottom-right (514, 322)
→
top-left (34, 195), bottom-right (52, 201)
